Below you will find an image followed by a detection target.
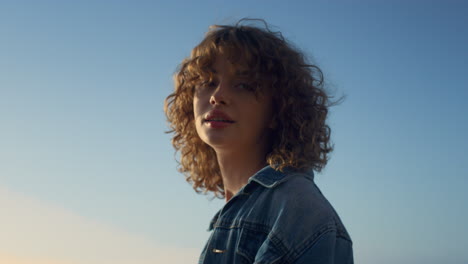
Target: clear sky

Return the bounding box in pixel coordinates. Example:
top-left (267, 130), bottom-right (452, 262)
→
top-left (1, 0), bottom-right (467, 263)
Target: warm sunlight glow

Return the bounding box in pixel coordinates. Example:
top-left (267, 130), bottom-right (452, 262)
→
top-left (0, 186), bottom-right (199, 264)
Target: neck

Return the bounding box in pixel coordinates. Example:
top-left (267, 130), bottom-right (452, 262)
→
top-left (216, 147), bottom-right (268, 202)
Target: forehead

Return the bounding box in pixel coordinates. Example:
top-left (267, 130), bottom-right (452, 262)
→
top-left (206, 55), bottom-right (252, 77)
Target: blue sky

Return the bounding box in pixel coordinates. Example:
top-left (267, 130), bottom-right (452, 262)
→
top-left (1, 0), bottom-right (467, 263)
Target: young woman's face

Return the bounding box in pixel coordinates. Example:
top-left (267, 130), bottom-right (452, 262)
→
top-left (193, 56), bottom-right (274, 153)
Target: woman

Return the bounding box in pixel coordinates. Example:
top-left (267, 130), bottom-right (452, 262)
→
top-left (165, 19), bottom-right (353, 264)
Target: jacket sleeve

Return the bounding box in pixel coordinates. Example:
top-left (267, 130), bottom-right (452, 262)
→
top-left (293, 230), bottom-right (354, 264)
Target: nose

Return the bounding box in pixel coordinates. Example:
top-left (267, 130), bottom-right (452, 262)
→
top-left (210, 81), bottom-right (230, 106)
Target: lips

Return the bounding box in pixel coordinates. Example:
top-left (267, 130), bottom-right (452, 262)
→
top-left (203, 109), bottom-right (235, 124)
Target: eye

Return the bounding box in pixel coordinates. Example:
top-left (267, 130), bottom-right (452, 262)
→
top-left (235, 82), bottom-right (255, 91)
top-left (196, 80), bottom-right (217, 90)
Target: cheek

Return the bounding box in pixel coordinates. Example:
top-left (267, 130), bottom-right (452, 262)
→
top-left (193, 97), bottom-right (201, 119)
top-left (192, 100), bottom-right (202, 135)
top-left (243, 103), bottom-right (273, 134)
top-left (252, 99), bottom-right (274, 127)
top-left (193, 97), bottom-right (197, 116)
top-left (193, 97), bottom-right (205, 133)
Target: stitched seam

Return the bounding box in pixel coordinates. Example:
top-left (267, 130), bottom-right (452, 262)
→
top-left (268, 232), bottom-right (289, 256)
top-left (214, 219), bottom-right (271, 233)
top-left (235, 222), bottom-right (272, 263)
top-left (337, 232), bottom-right (353, 243)
top-left (284, 223), bottom-right (336, 263)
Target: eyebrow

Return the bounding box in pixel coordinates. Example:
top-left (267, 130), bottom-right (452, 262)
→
top-left (205, 68), bottom-right (250, 77)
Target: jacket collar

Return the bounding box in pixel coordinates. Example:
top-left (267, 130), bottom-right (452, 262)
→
top-left (248, 165), bottom-right (314, 188)
top-left (207, 165), bottom-right (314, 231)
top-left (247, 165), bottom-right (289, 188)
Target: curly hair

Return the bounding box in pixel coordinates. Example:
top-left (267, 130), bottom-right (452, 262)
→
top-left (165, 19), bottom-right (337, 198)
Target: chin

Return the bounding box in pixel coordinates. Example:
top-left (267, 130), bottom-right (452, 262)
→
top-left (200, 133), bottom-right (234, 149)
top-left (204, 137), bottom-right (231, 149)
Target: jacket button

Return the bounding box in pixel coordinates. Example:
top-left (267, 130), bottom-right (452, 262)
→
top-left (212, 248), bottom-right (226, 254)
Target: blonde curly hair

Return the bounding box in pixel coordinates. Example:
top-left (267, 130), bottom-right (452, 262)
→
top-left (165, 19), bottom-right (336, 198)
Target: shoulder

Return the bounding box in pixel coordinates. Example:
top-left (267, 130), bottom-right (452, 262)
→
top-left (253, 169), bottom-right (333, 216)
top-left (249, 169), bottom-right (352, 255)
top-left (264, 171), bottom-right (338, 227)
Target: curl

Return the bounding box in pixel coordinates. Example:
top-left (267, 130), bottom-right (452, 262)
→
top-left (164, 19), bottom-right (340, 198)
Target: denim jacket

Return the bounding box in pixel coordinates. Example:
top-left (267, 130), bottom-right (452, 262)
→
top-left (198, 166), bottom-right (353, 264)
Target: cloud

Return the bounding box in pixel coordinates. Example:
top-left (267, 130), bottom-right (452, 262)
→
top-left (0, 186), bottom-right (200, 264)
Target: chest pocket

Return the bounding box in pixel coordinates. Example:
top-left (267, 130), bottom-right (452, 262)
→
top-left (201, 220), bottom-right (266, 264)
top-left (235, 222), bottom-right (283, 264)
